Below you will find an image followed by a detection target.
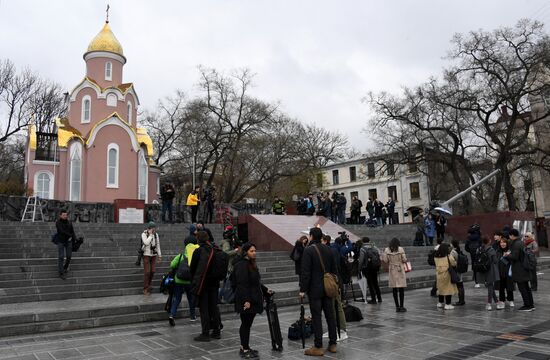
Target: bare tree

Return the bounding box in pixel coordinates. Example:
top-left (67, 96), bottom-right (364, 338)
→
top-left (367, 19), bottom-right (550, 211)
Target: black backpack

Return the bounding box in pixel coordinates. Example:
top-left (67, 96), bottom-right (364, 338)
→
top-left (456, 252), bottom-right (469, 274)
top-left (209, 247), bottom-right (229, 281)
top-left (176, 254), bottom-right (192, 281)
top-left (343, 304), bottom-right (363, 322)
top-left (472, 247), bottom-right (490, 273)
top-left (287, 318), bottom-right (313, 340)
top-left (362, 247), bottom-right (381, 270)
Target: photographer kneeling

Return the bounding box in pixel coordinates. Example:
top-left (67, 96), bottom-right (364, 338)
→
top-left (141, 222), bottom-right (162, 295)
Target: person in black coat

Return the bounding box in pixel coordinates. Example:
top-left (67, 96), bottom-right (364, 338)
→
top-left (299, 227), bottom-right (338, 356)
top-left (55, 210), bottom-right (77, 279)
top-left (496, 236), bottom-right (514, 308)
top-left (504, 229), bottom-right (534, 311)
top-left (233, 243), bottom-right (272, 359)
top-left (190, 231), bottom-right (221, 341)
top-left (465, 224), bottom-right (482, 287)
top-left (290, 236), bottom-right (308, 275)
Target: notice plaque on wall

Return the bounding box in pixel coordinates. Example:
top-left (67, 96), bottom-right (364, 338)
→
top-left (119, 208), bottom-right (144, 223)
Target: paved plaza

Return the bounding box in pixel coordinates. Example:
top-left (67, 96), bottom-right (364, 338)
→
top-left (0, 276), bottom-right (548, 360)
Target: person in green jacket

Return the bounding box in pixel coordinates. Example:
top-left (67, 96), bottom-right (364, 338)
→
top-left (169, 237), bottom-right (199, 326)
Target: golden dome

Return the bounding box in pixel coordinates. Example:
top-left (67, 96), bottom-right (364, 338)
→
top-left (85, 22), bottom-right (124, 58)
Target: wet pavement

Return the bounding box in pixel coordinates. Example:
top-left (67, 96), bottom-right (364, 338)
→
top-left (0, 274), bottom-right (549, 360)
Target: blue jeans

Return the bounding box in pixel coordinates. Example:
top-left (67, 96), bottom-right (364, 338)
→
top-left (57, 241), bottom-right (72, 274)
top-left (170, 284), bottom-right (196, 318)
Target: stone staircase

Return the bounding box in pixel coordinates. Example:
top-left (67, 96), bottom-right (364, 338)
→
top-left (0, 221), bottom-right (547, 338)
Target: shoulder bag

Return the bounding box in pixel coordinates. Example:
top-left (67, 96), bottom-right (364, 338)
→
top-left (313, 245), bottom-right (339, 298)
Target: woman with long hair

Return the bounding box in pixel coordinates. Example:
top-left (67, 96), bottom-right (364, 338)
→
top-left (290, 235), bottom-right (308, 276)
top-left (234, 243), bottom-right (272, 358)
top-left (434, 243), bottom-right (457, 310)
top-left (382, 237), bottom-right (407, 312)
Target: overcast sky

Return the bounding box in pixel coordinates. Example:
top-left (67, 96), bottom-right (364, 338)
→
top-left (1, 0), bottom-right (549, 151)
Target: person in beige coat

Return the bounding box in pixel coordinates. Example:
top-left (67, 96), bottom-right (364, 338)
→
top-left (382, 237), bottom-right (408, 312)
top-left (434, 243), bottom-right (457, 310)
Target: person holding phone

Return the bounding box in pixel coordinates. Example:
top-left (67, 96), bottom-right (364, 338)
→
top-left (141, 222), bottom-right (162, 295)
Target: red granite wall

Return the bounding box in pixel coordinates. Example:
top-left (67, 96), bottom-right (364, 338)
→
top-left (446, 211), bottom-right (535, 241)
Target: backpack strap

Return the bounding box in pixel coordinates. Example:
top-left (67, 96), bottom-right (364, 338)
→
top-left (313, 245), bottom-right (326, 274)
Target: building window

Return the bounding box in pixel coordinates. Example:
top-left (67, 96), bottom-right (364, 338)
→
top-left (107, 93), bottom-right (117, 107)
top-left (388, 185), bottom-right (397, 202)
top-left (107, 143), bottom-right (119, 188)
top-left (105, 61), bottom-right (112, 81)
top-left (127, 101), bottom-right (133, 125)
top-left (138, 150), bottom-right (148, 201)
top-left (386, 160), bottom-right (395, 176)
top-left (81, 95), bottom-right (91, 123)
top-left (367, 163), bottom-right (375, 179)
top-left (34, 171), bottom-right (53, 199)
top-left (349, 166), bottom-right (357, 182)
top-left (368, 189), bottom-right (378, 201)
top-left (332, 170), bottom-right (339, 185)
top-left (410, 182), bottom-right (420, 199)
top-left (350, 191), bottom-right (358, 200)
top-left (408, 158), bottom-right (418, 173)
top-left (69, 142), bottom-right (82, 201)
top-left (316, 173), bottom-right (323, 187)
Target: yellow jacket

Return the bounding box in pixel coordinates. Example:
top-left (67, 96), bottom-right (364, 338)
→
top-left (186, 193), bottom-right (199, 206)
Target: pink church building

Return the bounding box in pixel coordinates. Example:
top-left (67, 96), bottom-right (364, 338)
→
top-left (26, 20), bottom-right (160, 204)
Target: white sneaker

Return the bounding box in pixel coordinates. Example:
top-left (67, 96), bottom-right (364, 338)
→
top-left (322, 331), bottom-right (328, 338)
top-left (437, 303), bottom-right (444, 309)
top-left (508, 301), bottom-right (515, 308)
top-left (338, 331), bottom-right (348, 341)
top-left (474, 283), bottom-right (481, 288)
top-left (444, 304), bottom-right (455, 310)
top-left (486, 303), bottom-right (493, 311)
top-left (496, 302), bottom-right (505, 310)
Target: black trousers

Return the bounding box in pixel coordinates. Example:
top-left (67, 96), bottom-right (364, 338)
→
top-left (456, 281), bottom-right (465, 303)
top-left (392, 288), bottom-right (404, 308)
top-left (531, 267), bottom-right (538, 290)
top-left (498, 277), bottom-right (514, 302)
top-left (309, 296), bottom-right (337, 348)
top-left (240, 313), bottom-right (256, 350)
top-left (198, 287), bottom-right (220, 335)
top-left (438, 295), bottom-right (452, 305)
top-left (516, 281), bottom-right (534, 308)
top-left (362, 269), bottom-right (381, 301)
top-left (190, 205), bottom-right (199, 223)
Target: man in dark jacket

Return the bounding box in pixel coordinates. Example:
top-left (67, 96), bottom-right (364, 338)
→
top-left (373, 199), bottom-right (384, 227)
top-left (196, 221), bottom-right (215, 244)
top-left (505, 229), bottom-right (535, 311)
top-left (190, 231), bottom-right (221, 341)
top-left (160, 183), bottom-right (175, 223)
top-left (350, 196), bottom-right (362, 224)
top-left (55, 210), bottom-right (76, 280)
top-left (299, 227), bottom-right (337, 356)
top-left (386, 198), bottom-right (396, 224)
top-left (335, 193), bottom-right (347, 224)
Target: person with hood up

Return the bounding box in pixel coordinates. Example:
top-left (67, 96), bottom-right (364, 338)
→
top-left (168, 234), bottom-right (199, 325)
top-left (190, 231), bottom-right (221, 341)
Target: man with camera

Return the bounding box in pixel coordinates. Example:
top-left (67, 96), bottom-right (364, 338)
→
top-left (160, 183), bottom-right (175, 223)
top-left (141, 222), bottom-right (162, 295)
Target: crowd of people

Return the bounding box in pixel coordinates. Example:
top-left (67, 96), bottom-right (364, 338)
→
top-left (158, 183), bottom-right (217, 224)
top-left (53, 209), bottom-right (542, 358)
top-left (290, 192), bottom-right (397, 226)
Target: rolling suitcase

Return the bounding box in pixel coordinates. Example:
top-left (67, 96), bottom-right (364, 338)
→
top-left (265, 296), bottom-right (283, 351)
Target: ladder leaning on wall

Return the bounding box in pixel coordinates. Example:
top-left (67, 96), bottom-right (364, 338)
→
top-left (21, 196), bottom-right (45, 222)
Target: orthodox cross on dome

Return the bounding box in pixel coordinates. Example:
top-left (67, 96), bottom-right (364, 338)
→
top-left (106, 4), bottom-right (110, 23)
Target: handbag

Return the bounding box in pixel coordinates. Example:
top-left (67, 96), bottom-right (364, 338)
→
top-left (401, 253), bottom-right (412, 273)
top-left (313, 245), bottom-right (339, 298)
top-left (447, 256), bottom-right (460, 284)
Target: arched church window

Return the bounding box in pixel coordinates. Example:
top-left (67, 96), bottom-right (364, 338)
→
top-left (107, 143), bottom-right (119, 188)
top-left (107, 93), bottom-right (117, 107)
top-left (105, 61), bottom-right (112, 81)
top-left (138, 150), bottom-right (148, 201)
top-left (81, 96), bottom-right (91, 123)
top-left (69, 142), bottom-right (82, 201)
top-left (127, 101), bottom-right (133, 125)
top-left (34, 171), bottom-right (53, 199)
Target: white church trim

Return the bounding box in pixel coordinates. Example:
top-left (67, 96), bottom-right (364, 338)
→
top-left (86, 116), bottom-right (139, 152)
